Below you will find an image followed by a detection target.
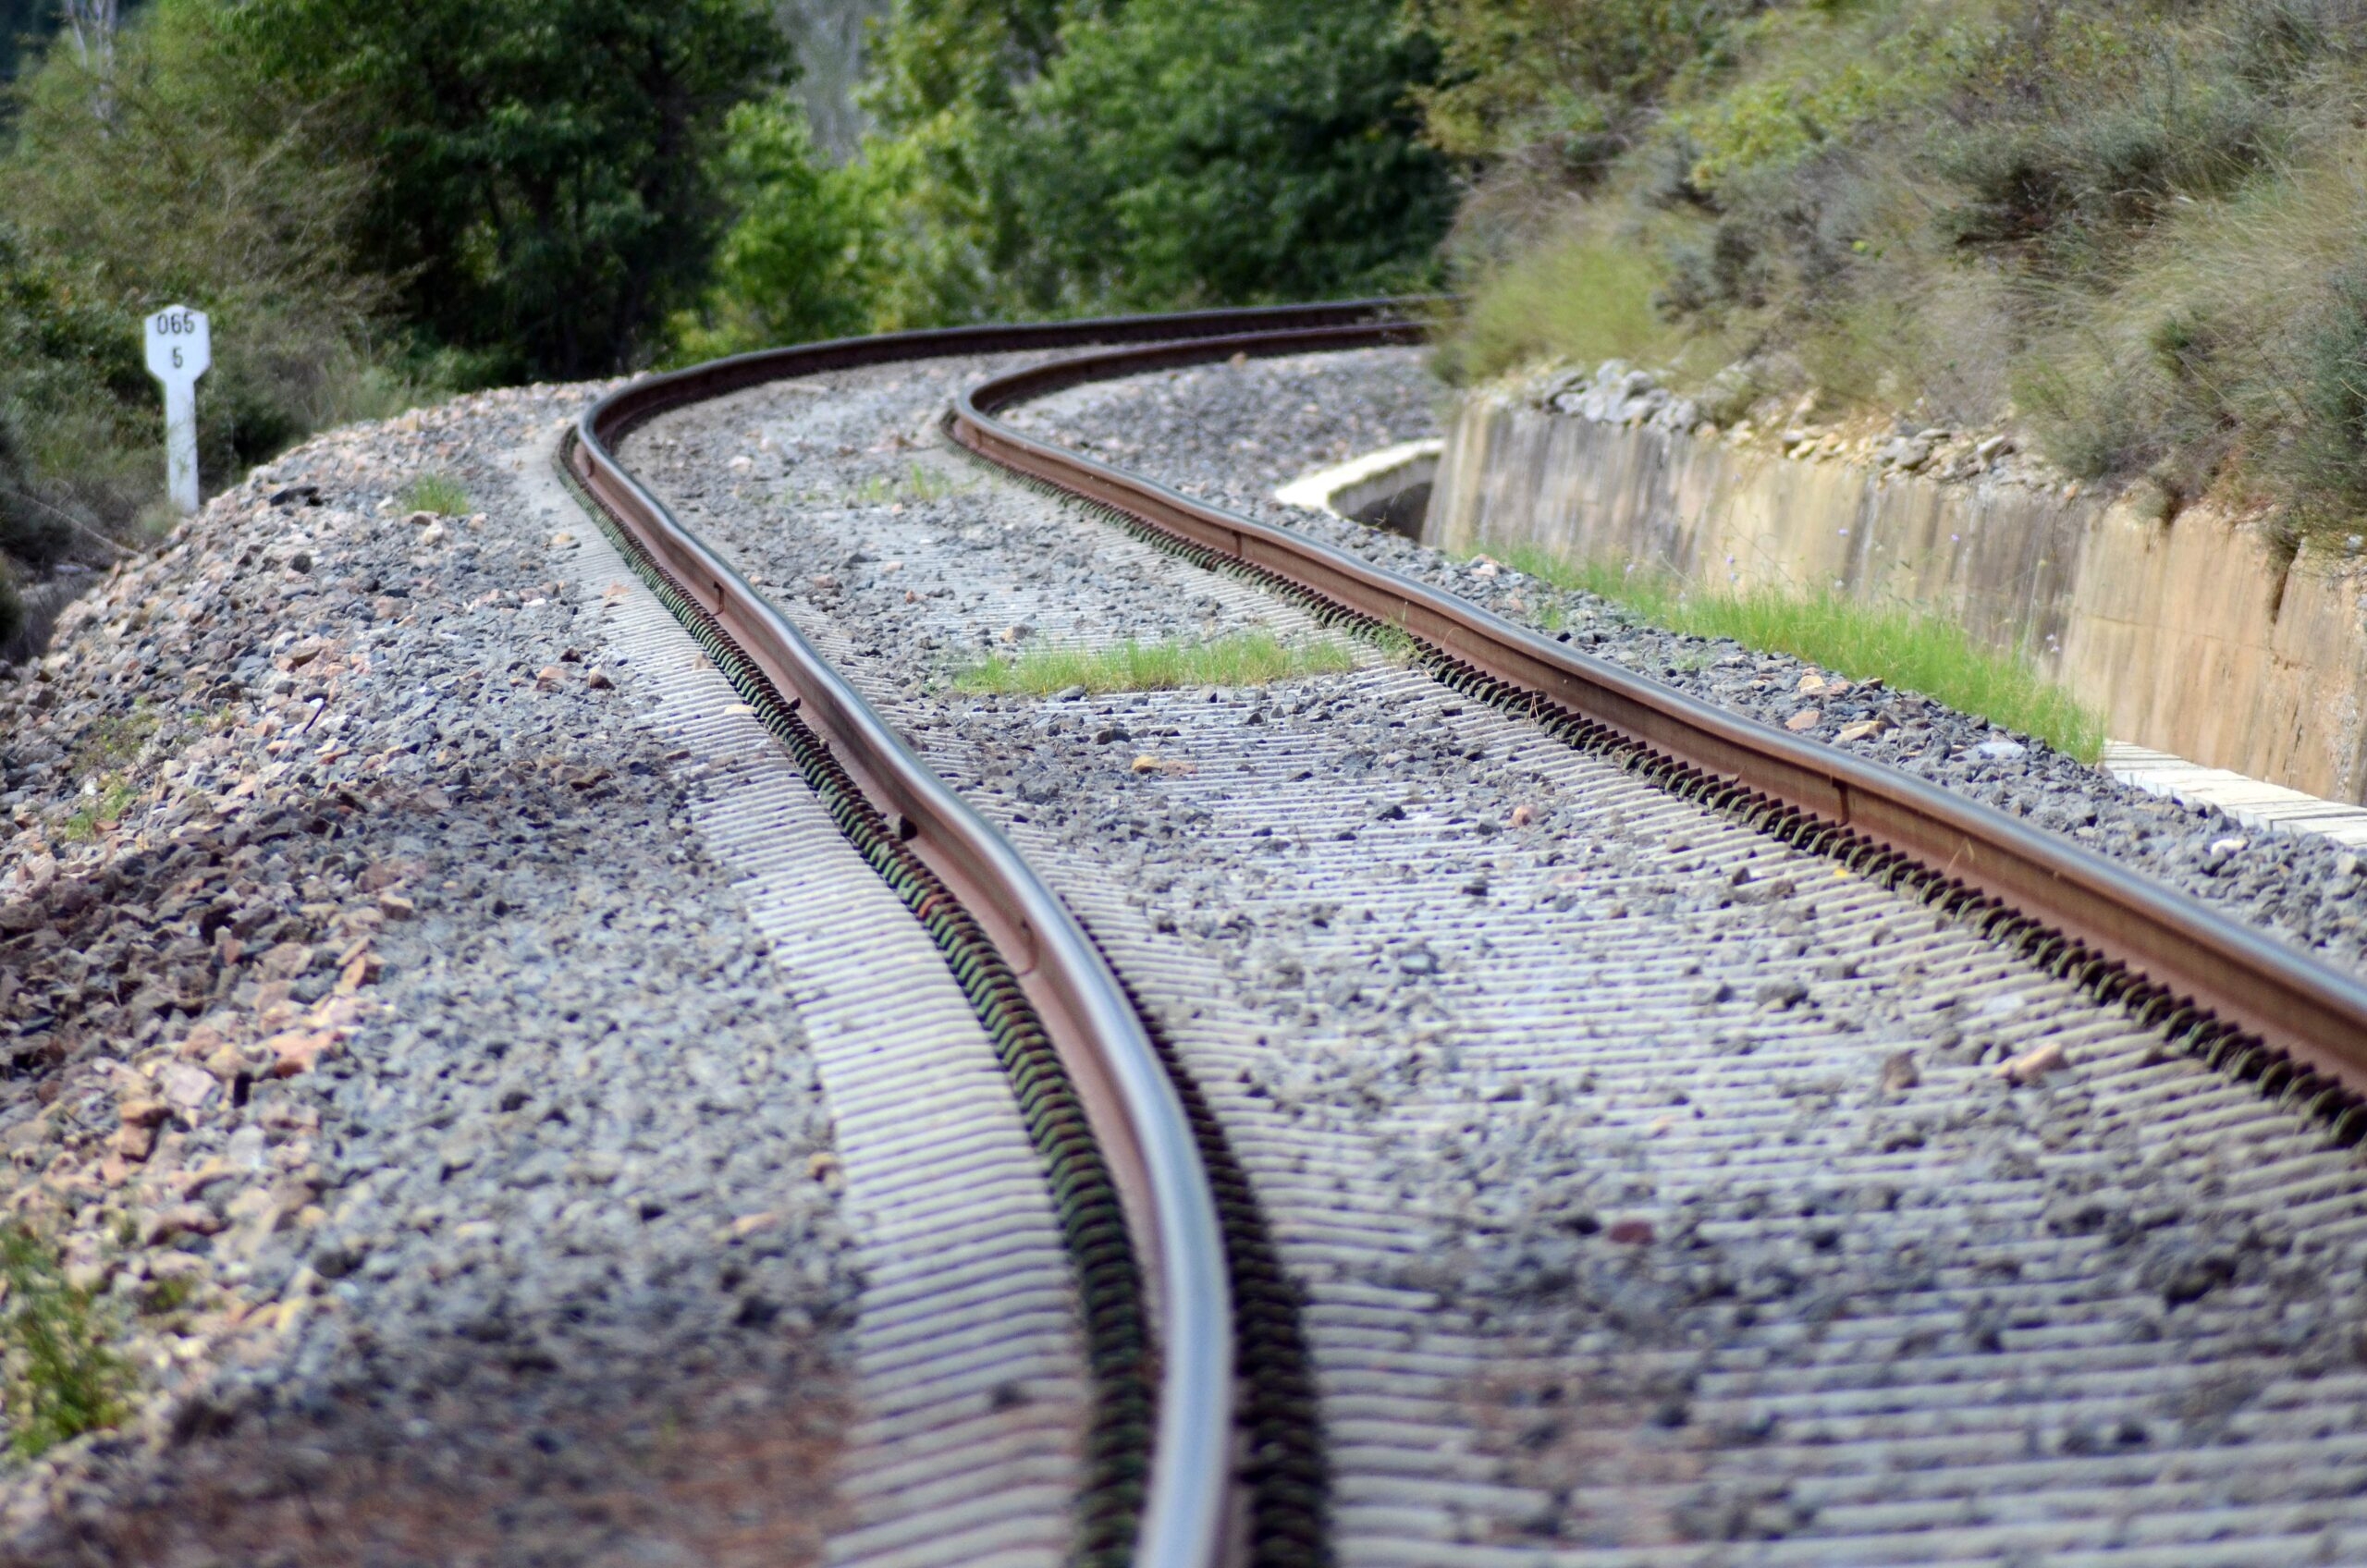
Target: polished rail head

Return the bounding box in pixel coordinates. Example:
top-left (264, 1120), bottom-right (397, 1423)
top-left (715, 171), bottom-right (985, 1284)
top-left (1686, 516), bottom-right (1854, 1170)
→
top-left (564, 304), bottom-right (1428, 1568)
top-left (948, 325), bottom-right (2367, 1100)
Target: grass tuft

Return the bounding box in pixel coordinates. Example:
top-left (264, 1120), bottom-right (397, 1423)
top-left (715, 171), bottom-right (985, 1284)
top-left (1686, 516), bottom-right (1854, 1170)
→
top-left (1441, 231), bottom-right (1699, 387)
top-left (140, 1274), bottom-right (200, 1316)
top-left (60, 776), bottom-right (141, 842)
top-left (852, 463), bottom-right (968, 506)
top-left (957, 631), bottom-right (1357, 696)
top-left (0, 1225), bottom-right (130, 1458)
top-left (399, 474), bottom-right (472, 517)
top-left (67, 704), bottom-right (158, 779)
top-left (1500, 547), bottom-right (2105, 762)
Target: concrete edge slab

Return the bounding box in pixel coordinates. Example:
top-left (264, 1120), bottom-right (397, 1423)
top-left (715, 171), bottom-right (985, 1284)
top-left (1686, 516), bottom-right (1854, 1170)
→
top-left (1275, 437), bottom-right (1442, 518)
top-left (2102, 741), bottom-right (2367, 849)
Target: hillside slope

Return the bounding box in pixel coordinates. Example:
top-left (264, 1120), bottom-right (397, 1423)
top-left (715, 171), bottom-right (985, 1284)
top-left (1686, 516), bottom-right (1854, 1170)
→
top-left (1433, 0), bottom-right (2367, 554)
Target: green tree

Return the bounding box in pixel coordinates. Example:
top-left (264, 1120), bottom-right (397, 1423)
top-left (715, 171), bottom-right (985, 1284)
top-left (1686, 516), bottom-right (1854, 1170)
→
top-left (863, 0), bottom-right (1453, 323)
top-left (1037, 0), bottom-right (1454, 309)
top-left (233, 0), bottom-right (789, 377)
top-left (865, 0), bottom-right (1085, 139)
top-left (669, 91), bottom-right (882, 357)
top-left (1, 0), bottom-right (386, 547)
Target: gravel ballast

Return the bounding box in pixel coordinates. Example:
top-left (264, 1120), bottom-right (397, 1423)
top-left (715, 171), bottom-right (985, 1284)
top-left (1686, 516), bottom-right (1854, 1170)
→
top-left (7, 329), bottom-right (2366, 1561)
top-left (630, 353), bottom-right (2367, 1562)
top-left (1017, 347), bottom-right (2367, 981)
top-left (0, 390), bottom-right (856, 1564)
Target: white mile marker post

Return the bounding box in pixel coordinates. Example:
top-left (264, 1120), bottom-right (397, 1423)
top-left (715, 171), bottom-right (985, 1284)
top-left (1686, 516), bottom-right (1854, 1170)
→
top-left (143, 304), bottom-right (211, 514)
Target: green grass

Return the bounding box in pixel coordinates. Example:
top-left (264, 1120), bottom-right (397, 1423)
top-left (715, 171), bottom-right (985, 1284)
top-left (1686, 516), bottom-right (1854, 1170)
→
top-left (956, 631), bottom-right (1358, 696)
top-left (399, 474), bottom-right (472, 516)
top-left (60, 776), bottom-right (141, 842)
top-left (1444, 230), bottom-right (1704, 386)
top-left (1499, 546), bottom-right (2106, 762)
top-left (68, 704), bottom-right (157, 778)
top-left (852, 462), bottom-right (968, 506)
top-left (0, 1226), bottom-right (129, 1458)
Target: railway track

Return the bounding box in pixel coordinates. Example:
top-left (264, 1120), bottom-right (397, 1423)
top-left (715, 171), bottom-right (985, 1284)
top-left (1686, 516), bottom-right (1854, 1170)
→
top-left (563, 306), bottom-right (2367, 1566)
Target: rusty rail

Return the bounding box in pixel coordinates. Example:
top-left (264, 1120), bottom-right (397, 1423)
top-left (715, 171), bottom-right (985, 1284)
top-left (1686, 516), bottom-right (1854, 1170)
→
top-left (948, 321), bottom-right (2367, 1105)
top-left (567, 298), bottom-right (2367, 1568)
top-left (568, 302), bottom-right (1417, 1568)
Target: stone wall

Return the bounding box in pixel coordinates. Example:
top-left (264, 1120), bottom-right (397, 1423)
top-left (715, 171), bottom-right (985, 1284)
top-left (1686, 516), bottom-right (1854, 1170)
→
top-left (1429, 389), bottom-right (2367, 802)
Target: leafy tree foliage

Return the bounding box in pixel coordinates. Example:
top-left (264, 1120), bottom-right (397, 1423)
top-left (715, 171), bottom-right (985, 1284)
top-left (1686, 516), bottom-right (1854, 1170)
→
top-left (860, 0), bottom-right (1454, 323)
top-left (1, 0), bottom-right (384, 551)
top-left (233, 0), bottom-right (789, 378)
top-left (0, 0), bottom-right (1466, 637)
top-left (867, 0), bottom-right (1081, 136)
top-left (669, 91), bottom-right (883, 357)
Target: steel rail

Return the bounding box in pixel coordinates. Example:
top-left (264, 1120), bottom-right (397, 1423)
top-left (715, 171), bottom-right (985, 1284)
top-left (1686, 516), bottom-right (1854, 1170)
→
top-left (567, 302), bottom-right (1409, 1568)
top-left (948, 320), bottom-right (2367, 1100)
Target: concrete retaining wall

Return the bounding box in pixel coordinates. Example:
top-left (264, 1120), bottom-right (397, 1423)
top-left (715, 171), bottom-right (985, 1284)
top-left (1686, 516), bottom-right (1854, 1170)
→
top-left (1429, 390), bottom-right (2367, 802)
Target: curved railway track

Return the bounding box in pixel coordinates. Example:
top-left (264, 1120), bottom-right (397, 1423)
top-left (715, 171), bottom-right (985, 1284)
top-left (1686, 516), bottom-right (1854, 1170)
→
top-left (561, 305), bottom-right (2367, 1568)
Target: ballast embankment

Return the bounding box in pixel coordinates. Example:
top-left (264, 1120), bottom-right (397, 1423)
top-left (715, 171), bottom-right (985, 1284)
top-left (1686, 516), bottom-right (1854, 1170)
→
top-left (0, 387), bottom-right (859, 1565)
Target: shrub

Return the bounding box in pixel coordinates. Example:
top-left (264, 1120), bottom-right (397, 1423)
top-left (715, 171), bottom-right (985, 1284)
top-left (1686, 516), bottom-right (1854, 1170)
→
top-left (668, 92), bottom-right (880, 359)
top-left (1994, 136), bottom-right (2367, 525)
top-left (1408, 0), bottom-right (1756, 163)
top-left (1441, 228), bottom-right (1696, 386)
top-left (863, 0), bottom-right (1454, 324)
top-left (0, 1225), bottom-right (129, 1458)
top-left (2286, 268), bottom-right (2367, 529)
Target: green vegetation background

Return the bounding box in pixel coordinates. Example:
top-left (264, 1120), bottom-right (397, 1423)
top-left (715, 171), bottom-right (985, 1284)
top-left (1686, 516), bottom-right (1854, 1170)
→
top-left (0, 0), bottom-right (1454, 652)
top-left (1426, 0), bottom-right (2367, 563)
top-left (10, 0), bottom-right (2367, 712)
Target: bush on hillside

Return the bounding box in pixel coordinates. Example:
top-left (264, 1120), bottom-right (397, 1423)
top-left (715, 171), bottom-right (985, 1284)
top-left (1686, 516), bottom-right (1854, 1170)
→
top-left (1411, 0), bottom-right (1754, 167)
top-left (1434, 0), bottom-right (2367, 545)
top-left (2286, 270), bottom-right (2367, 534)
top-left (668, 92), bottom-right (883, 359)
